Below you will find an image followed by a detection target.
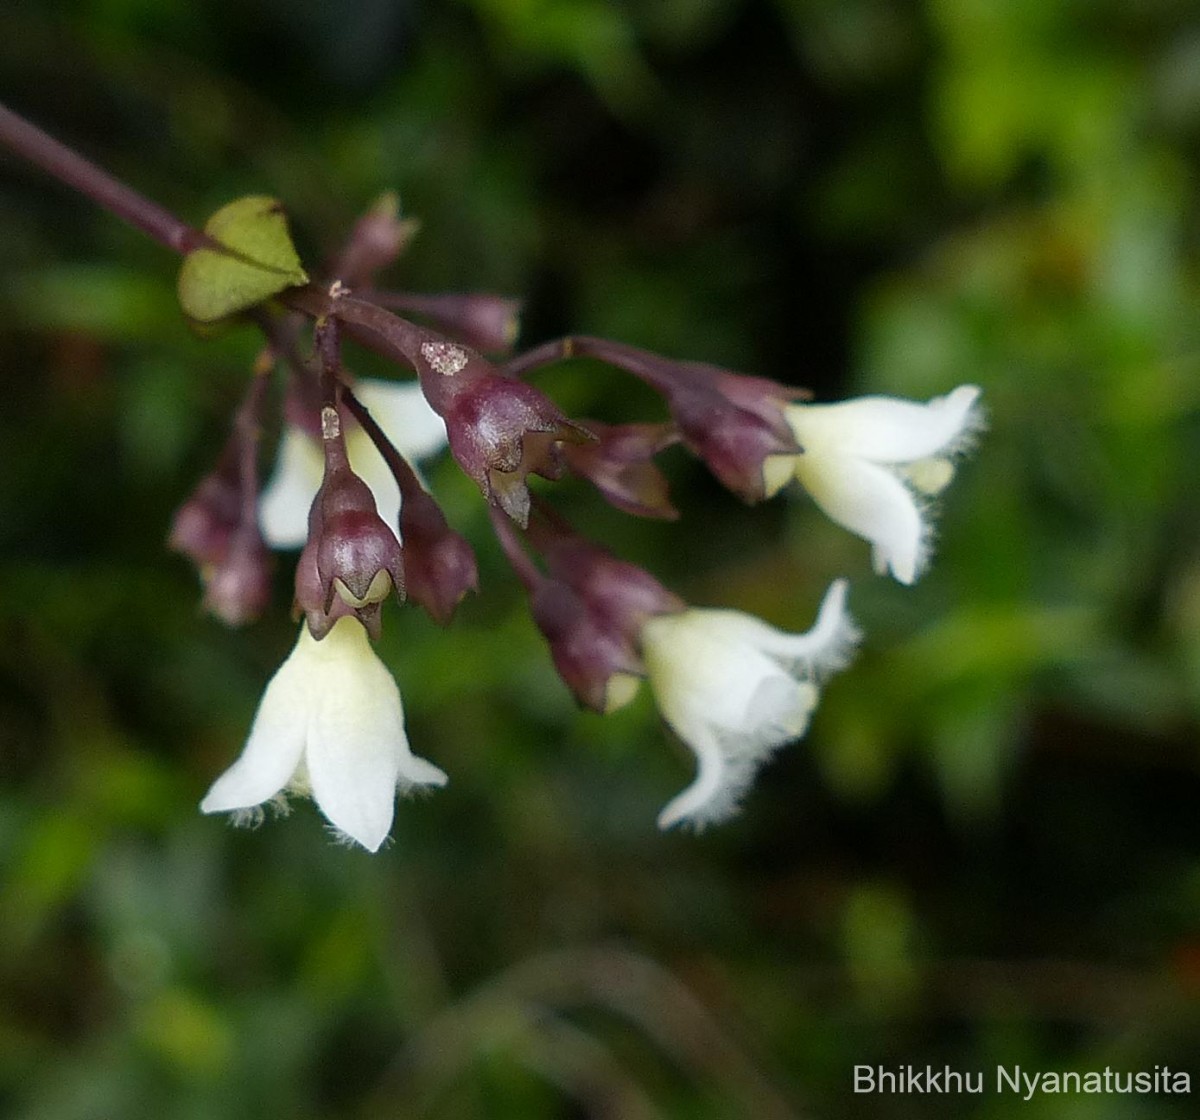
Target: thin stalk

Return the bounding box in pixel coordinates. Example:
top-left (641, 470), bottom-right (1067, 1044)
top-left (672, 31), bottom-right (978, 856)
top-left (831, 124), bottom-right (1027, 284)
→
top-left (487, 505), bottom-right (542, 592)
top-left (0, 101), bottom-right (210, 255)
top-left (341, 389), bottom-right (425, 500)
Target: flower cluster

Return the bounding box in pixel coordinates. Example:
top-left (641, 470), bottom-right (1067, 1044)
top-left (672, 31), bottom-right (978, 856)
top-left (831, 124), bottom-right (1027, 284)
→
top-left (174, 200), bottom-right (984, 850)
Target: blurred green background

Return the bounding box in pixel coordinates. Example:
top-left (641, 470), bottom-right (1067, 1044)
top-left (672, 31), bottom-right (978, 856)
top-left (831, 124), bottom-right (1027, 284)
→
top-left (3, 0), bottom-right (1200, 1117)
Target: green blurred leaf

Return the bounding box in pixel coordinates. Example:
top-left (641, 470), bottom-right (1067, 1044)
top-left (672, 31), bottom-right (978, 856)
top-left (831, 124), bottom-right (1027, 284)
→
top-left (177, 195), bottom-right (308, 323)
top-left (841, 883), bottom-right (918, 1006)
top-left (137, 988), bottom-right (233, 1078)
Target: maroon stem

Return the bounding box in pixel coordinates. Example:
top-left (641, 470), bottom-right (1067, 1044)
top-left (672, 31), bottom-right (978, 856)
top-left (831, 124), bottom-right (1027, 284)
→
top-left (503, 336), bottom-right (675, 394)
top-left (503, 337), bottom-right (580, 380)
top-left (285, 287), bottom-right (430, 370)
top-left (0, 101), bottom-right (210, 255)
top-left (314, 315), bottom-right (343, 411)
top-left (0, 101), bottom-right (513, 397)
top-left (340, 389), bottom-right (426, 501)
top-left (487, 505), bottom-right (542, 592)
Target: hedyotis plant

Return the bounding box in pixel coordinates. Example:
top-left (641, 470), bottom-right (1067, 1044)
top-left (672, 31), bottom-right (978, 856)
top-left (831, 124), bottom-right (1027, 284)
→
top-left (0, 102), bottom-right (985, 850)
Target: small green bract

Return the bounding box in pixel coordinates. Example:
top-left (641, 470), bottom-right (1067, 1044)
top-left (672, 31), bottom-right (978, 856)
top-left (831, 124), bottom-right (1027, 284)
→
top-left (177, 195), bottom-right (308, 322)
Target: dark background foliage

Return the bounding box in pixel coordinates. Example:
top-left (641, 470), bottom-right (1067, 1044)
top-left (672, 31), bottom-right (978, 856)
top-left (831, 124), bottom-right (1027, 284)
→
top-left (2, 0), bottom-right (1200, 1116)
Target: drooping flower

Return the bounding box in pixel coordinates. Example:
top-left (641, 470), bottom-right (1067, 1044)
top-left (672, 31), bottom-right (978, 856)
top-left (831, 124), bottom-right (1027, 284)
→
top-left (764, 386), bottom-right (983, 584)
top-left (259, 379), bottom-right (447, 549)
top-left (200, 616), bottom-right (446, 851)
top-left (640, 580), bottom-right (858, 830)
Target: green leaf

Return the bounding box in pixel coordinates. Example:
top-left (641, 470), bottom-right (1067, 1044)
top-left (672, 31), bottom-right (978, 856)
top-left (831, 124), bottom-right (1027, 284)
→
top-left (177, 195), bottom-right (308, 322)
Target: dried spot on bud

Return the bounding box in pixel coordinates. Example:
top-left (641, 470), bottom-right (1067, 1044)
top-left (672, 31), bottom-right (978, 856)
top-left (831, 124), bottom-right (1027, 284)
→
top-left (421, 340), bottom-right (469, 377)
top-left (321, 407), bottom-right (341, 440)
top-left (328, 279), bottom-right (349, 299)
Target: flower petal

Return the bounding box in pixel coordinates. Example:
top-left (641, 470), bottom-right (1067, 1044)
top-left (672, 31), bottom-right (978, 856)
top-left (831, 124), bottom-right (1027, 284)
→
top-left (643, 611), bottom-right (787, 734)
top-left (199, 630), bottom-right (312, 813)
top-left (795, 452), bottom-right (926, 584)
top-left (681, 581), bottom-right (859, 681)
top-left (303, 617), bottom-right (446, 851)
top-left (786, 385), bottom-right (982, 464)
top-left (656, 723), bottom-right (734, 829)
top-left (259, 426), bottom-right (324, 549)
top-left (655, 678), bottom-right (815, 829)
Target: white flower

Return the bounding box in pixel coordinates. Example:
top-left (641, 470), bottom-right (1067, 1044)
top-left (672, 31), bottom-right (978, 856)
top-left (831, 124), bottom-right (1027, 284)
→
top-left (259, 379), bottom-right (448, 549)
top-left (641, 580), bottom-right (858, 830)
top-left (200, 616), bottom-right (447, 851)
top-left (763, 386), bottom-right (983, 584)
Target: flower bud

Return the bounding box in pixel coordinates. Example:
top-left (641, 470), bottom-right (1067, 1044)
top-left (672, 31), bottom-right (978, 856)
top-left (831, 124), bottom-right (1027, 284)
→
top-left (202, 522), bottom-right (273, 627)
top-left (332, 192), bottom-right (419, 287)
top-left (398, 486), bottom-right (478, 625)
top-left (296, 408), bottom-right (405, 638)
top-left (528, 578), bottom-right (644, 714)
top-left (426, 359), bottom-right (590, 526)
top-left (168, 452), bottom-right (241, 570)
top-left (562, 420), bottom-right (679, 520)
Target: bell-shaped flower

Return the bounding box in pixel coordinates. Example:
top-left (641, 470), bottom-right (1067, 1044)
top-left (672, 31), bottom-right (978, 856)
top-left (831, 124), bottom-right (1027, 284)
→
top-left (641, 580), bottom-right (858, 830)
top-left (200, 615), bottom-right (446, 851)
top-left (764, 386), bottom-right (983, 584)
top-left (259, 379), bottom-right (447, 549)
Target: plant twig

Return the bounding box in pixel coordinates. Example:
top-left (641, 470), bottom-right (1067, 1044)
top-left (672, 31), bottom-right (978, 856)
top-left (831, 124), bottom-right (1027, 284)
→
top-left (0, 101), bottom-right (210, 255)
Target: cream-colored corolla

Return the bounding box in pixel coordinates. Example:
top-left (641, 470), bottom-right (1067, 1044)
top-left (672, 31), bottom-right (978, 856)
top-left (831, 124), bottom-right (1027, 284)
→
top-left (200, 616), bottom-right (446, 851)
top-left (641, 580), bottom-right (859, 830)
top-left (764, 385), bottom-right (983, 584)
